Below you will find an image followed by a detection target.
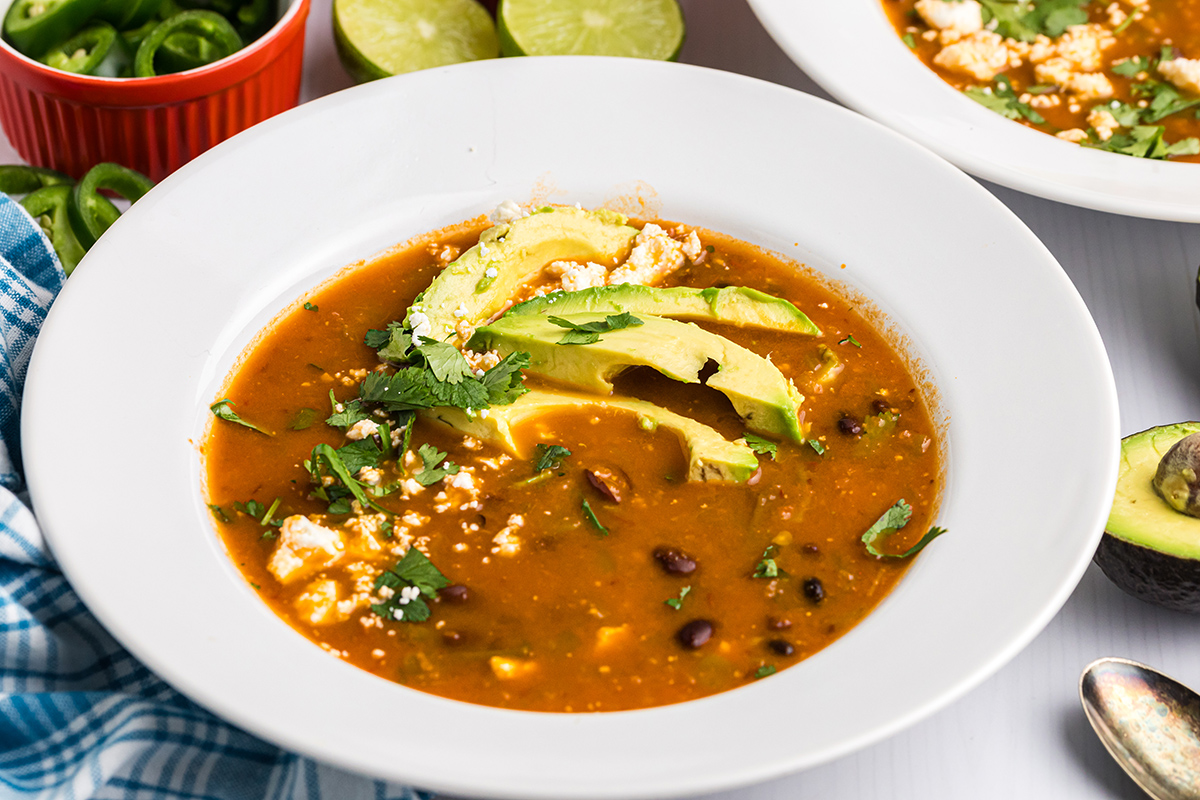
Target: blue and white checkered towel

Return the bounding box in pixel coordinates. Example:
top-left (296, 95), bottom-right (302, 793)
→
top-left (0, 194), bottom-right (430, 800)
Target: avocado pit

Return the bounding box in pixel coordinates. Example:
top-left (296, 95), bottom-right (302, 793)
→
top-left (1152, 432), bottom-right (1200, 517)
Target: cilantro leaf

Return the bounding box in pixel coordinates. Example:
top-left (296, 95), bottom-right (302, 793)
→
top-left (480, 351), bottom-right (531, 405)
top-left (414, 340), bottom-right (473, 385)
top-left (742, 433), bottom-right (777, 460)
top-left (210, 399), bottom-right (271, 435)
top-left (861, 499), bottom-right (948, 558)
top-left (207, 503), bottom-right (230, 523)
top-left (977, 0), bottom-right (1088, 42)
top-left (665, 585), bottom-right (691, 610)
top-left (308, 443), bottom-right (375, 511)
top-left (754, 665), bottom-right (777, 679)
top-left (414, 443), bottom-right (460, 485)
top-left (373, 322), bottom-right (414, 363)
top-left (582, 498), bottom-right (608, 535)
top-left (303, 302), bottom-right (318, 311)
top-left (753, 545), bottom-right (780, 578)
top-left (901, 32), bottom-right (915, 48)
top-left (807, 439), bottom-right (826, 456)
top-left (289, 407), bottom-right (319, 431)
top-left (363, 328), bottom-right (391, 349)
top-left (1112, 55), bottom-right (1152, 78)
top-left (1134, 80), bottom-right (1200, 123)
top-left (534, 443), bottom-right (572, 472)
top-left (1086, 125), bottom-right (1200, 159)
top-left (838, 334), bottom-right (863, 348)
top-left (964, 75), bottom-right (1045, 124)
top-left (336, 439), bottom-right (382, 474)
top-left (232, 498), bottom-right (283, 537)
top-left (370, 548), bottom-right (450, 623)
top-left (326, 391), bottom-right (372, 430)
top-left (393, 546), bottom-right (451, 597)
top-left (546, 313), bottom-right (644, 345)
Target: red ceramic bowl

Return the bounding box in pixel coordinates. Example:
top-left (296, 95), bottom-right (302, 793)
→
top-left (0, 0), bottom-right (309, 181)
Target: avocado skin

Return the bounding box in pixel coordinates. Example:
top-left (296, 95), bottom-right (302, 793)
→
top-left (1094, 532), bottom-right (1200, 613)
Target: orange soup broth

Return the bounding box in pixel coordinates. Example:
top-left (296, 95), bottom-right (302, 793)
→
top-left (203, 219), bottom-right (944, 712)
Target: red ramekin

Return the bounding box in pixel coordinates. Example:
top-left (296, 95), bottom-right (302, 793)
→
top-left (0, 0), bottom-right (309, 181)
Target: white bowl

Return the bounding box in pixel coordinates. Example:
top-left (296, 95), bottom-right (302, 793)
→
top-left (749, 0), bottom-right (1200, 221)
top-left (22, 57), bottom-right (1118, 799)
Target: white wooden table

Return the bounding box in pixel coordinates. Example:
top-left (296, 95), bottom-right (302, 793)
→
top-left (11, 1), bottom-right (1199, 797)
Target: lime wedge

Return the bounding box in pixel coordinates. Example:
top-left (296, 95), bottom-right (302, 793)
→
top-left (333, 0), bottom-right (498, 83)
top-left (497, 0), bottom-right (684, 60)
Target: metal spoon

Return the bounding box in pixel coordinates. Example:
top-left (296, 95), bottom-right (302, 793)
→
top-left (1080, 657), bottom-right (1200, 800)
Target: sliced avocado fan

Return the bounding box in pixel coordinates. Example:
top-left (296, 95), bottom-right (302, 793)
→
top-left (406, 206), bottom-right (639, 340)
top-left (470, 313), bottom-right (806, 443)
top-left (505, 284), bottom-right (821, 335)
top-left (421, 389), bottom-right (760, 482)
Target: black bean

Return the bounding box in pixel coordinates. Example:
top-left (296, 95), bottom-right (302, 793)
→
top-left (803, 577), bottom-right (826, 603)
top-left (586, 466), bottom-right (629, 503)
top-left (677, 619), bottom-right (714, 649)
top-left (767, 616), bottom-right (793, 630)
top-left (439, 584), bottom-right (469, 603)
top-left (442, 631), bottom-right (463, 645)
top-left (871, 399), bottom-right (890, 414)
top-left (768, 639), bottom-right (795, 656)
top-left (838, 416), bottom-right (863, 435)
top-left (653, 547), bottom-right (697, 575)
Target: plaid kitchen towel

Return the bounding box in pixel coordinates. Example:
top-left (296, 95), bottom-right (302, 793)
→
top-left (0, 194), bottom-right (430, 800)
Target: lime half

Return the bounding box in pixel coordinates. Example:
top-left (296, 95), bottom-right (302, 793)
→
top-left (498, 0), bottom-right (684, 60)
top-left (334, 0), bottom-right (498, 83)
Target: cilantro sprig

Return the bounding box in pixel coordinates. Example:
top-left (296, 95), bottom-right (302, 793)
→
top-left (414, 443), bottom-right (460, 486)
top-left (742, 434), bottom-right (777, 461)
top-left (547, 313), bottom-right (644, 345)
top-left (976, 0), bottom-right (1089, 42)
top-left (534, 444), bottom-right (571, 472)
top-left (753, 545), bottom-right (783, 578)
top-left (582, 498), bottom-right (608, 535)
top-left (665, 586), bottom-right (691, 610)
top-left (210, 399), bottom-right (271, 435)
top-left (231, 497), bottom-right (283, 538)
top-left (1085, 125), bottom-right (1200, 160)
top-left (370, 548), bottom-right (450, 623)
top-left (360, 351), bottom-right (529, 412)
top-left (964, 76), bottom-right (1045, 124)
top-left (861, 499), bottom-right (948, 558)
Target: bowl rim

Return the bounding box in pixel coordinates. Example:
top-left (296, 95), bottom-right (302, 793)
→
top-left (0, 0), bottom-right (307, 101)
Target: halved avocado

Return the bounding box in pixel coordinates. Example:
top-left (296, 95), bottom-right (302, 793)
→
top-left (1095, 422), bottom-right (1200, 612)
top-left (421, 389), bottom-right (760, 482)
top-left (469, 312), bottom-right (806, 442)
top-left (406, 206), bottom-right (638, 340)
top-left (505, 285), bottom-right (821, 335)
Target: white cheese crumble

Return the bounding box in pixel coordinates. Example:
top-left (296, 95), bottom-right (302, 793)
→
top-left (491, 514), bottom-right (525, 557)
top-left (608, 223), bottom-right (685, 286)
top-left (915, 0), bottom-right (983, 37)
top-left (933, 31), bottom-right (1011, 81)
top-left (490, 200), bottom-right (528, 224)
top-left (345, 419), bottom-right (379, 441)
top-left (1158, 57), bottom-right (1200, 96)
top-left (268, 516), bottom-right (345, 583)
top-left (408, 311), bottom-right (433, 343)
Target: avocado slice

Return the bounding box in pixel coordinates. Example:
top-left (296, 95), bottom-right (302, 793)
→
top-left (406, 206), bottom-right (639, 340)
top-left (469, 313), bottom-right (805, 442)
top-left (1095, 422), bottom-right (1200, 612)
top-left (505, 285), bottom-right (820, 335)
top-left (422, 389), bottom-right (760, 482)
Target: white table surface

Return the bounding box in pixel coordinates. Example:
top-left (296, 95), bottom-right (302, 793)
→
top-left (9, 1), bottom-right (1200, 798)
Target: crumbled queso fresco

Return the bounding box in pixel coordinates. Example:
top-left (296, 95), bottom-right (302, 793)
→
top-left (891, 0), bottom-right (1200, 159)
